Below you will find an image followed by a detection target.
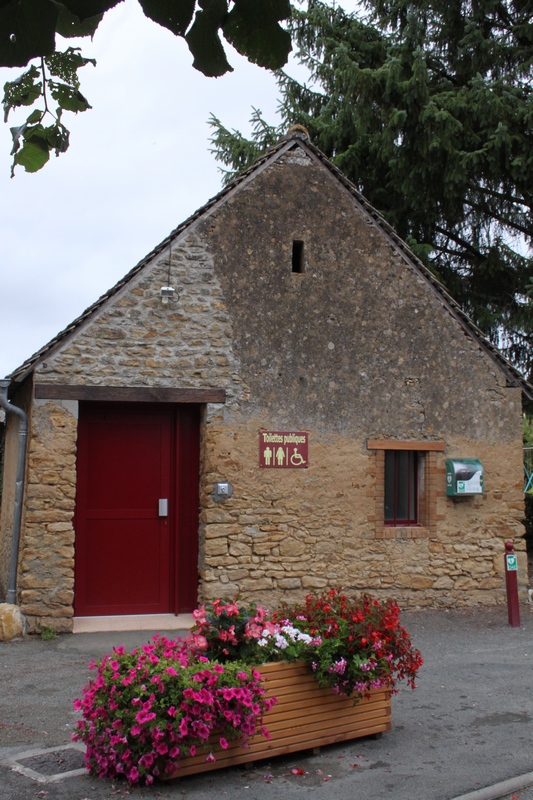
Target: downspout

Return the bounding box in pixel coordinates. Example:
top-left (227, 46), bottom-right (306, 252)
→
top-left (0, 379), bottom-right (28, 604)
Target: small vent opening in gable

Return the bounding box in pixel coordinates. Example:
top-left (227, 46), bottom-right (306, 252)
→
top-left (292, 240), bottom-right (304, 273)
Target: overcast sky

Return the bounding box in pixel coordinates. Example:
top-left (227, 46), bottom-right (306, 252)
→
top-left (0, 1), bottom-right (319, 378)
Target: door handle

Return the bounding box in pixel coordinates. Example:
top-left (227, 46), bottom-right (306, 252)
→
top-left (159, 499), bottom-right (168, 517)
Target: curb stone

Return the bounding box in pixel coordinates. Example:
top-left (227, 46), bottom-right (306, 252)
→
top-left (450, 772), bottom-right (533, 800)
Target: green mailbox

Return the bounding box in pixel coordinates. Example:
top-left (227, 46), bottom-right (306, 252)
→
top-left (446, 459), bottom-right (484, 496)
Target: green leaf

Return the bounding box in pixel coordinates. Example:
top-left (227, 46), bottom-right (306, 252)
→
top-left (50, 81), bottom-right (91, 111)
top-left (138, 0), bottom-right (196, 37)
top-left (0, 0), bottom-right (59, 67)
top-left (224, 0), bottom-right (291, 69)
top-left (9, 119), bottom-right (69, 174)
top-left (232, 0), bottom-right (290, 28)
top-left (12, 127), bottom-right (50, 175)
top-left (9, 122), bottom-right (28, 154)
top-left (185, 0), bottom-right (232, 77)
top-left (57, 0), bottom-right (121, 21)
top-left (26, 109), bottom-right (43, 123)
top-left (224, 20), bottom-right (291, 69)
top-left (45, 121), bottom-right (69, 153)
top-left (55, 7), bottom-right (104, 39)
top-left (45, 47), bottom-right (95, 90)
top-left (3, 65), bottom-right (42, 122)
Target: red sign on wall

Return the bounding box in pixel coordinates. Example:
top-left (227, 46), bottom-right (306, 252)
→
top-left (259, 431), bottom-right (309, 469)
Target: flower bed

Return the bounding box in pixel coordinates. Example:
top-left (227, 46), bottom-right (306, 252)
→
top-left (164, 661), bottom-right (391, 779)
top-left (73, 589), bottom-right (422, 786)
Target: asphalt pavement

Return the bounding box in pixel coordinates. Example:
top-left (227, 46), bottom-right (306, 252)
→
top-left (1, 605), bottom-right (532, 800)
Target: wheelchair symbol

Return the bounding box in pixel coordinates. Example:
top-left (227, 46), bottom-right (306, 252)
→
top-left (290, 447), bottom-right (305, 466)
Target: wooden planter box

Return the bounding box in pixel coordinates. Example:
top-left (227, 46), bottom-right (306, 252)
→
top-left (166, 661), bottom-right (391, 779)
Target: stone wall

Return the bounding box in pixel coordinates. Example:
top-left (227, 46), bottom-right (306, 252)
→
top-left (7, 140), bottom-right (527, 630)
top-left (198, 419), bottom-right (526, 609)
top-left (33, 232), bottom-right (248, 411)
top-left (17, 398), bottom-right (77, 632)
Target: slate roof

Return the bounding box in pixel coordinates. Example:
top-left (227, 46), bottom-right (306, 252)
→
top-left (7, 129), bottom-right (533, 401)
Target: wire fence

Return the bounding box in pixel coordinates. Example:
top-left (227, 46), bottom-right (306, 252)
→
top-left (525, 447), bottom-right (533, 493)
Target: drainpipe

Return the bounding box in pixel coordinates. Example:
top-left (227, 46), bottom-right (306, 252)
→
top-left (0, 379), bottom-right (28, 604)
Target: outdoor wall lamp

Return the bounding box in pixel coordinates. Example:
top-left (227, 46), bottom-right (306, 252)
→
top-left (160, 286), bottom-right (177, 305)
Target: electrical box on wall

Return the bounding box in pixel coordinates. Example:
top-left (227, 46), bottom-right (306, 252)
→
top-left (446, 459), bottom-right (484, 496)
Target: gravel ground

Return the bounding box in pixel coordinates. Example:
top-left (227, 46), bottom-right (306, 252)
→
top-left (1, 605), bottom-right (532, 800)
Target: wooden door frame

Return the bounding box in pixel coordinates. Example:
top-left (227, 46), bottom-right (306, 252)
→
top-left (172, 404), bottom-right (201, 614)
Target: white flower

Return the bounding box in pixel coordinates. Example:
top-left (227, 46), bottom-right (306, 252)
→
top-left (281, 625), bottom-right (299, 641)
top-left (273, 633), bottom-right (289, 649)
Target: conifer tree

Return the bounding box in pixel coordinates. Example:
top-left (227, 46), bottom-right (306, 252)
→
top-left (210, 0), bottom-right (533, 376)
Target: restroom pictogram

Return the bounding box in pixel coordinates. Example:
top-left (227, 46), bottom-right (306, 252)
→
top-left (259, 431), bottom-right (309, 468)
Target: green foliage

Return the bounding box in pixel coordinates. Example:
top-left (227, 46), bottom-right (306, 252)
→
top-left (209, 108), bottom-right (283, 183)
top-left (209, 0), bottom-right (533, 375)
top-left (73, 636), bottom-right (274, 785)
top-left (189, 592), bottom-right (423, 698)
top-left (3, 48), bottom-right (94, 176)
top-left (524, 492), bottom-right (533, 555)
top-left (524, 415), bottom-right (533, 447)
top-left (0, 0), bottom-right (291, 173)
top-left (39, 625), bottom-right (58, 640)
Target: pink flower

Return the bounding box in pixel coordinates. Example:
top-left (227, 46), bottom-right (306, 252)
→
top-left (205, 752), bottom-right (216, 762)
top-left (192, 605), bottom-right (206, 622)
top-left (139, 752), bottom-right (155, 768)
top-left (136, 710), bottom-right (157, 724)
top-left (245, 621), bottom-right (263, 639)
top-left (262, 620), bottom-right (279, 635)
top-left (219, 737), bottom-right (228, 749)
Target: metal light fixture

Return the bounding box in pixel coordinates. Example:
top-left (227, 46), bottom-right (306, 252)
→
top-left (160, 286), bottom-right (176, 305)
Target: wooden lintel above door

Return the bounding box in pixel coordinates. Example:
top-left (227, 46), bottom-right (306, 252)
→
top-left (34, 384), bottom-right (226, 403)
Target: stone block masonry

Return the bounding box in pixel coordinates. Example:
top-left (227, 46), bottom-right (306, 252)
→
top-left (198, 420), bottom-right (526, 610)
top-left (3, 137), bottom-right (527, 632)
top-left (18, 399), bottom-right (77, 632)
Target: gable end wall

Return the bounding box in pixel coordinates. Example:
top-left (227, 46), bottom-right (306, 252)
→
top-left (8, 146), bottom-right (526, 630)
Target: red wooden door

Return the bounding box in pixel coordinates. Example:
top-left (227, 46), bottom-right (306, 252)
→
top-left (74, 403), bottom-right (199, 616)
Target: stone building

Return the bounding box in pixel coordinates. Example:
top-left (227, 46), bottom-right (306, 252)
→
top-left (1, 129), bottom-right (531, 634)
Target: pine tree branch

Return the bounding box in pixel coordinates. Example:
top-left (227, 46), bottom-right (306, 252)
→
top-left (434, 226), bottom-right (487, 263)
top-left (469, 184), bottom-right (533, 212)
top-left (463, 198), bottom-right (532, 239)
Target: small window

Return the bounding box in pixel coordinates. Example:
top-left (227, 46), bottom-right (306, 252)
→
top-left (292, 240), bottom-right (304, 273)
top-left (384, 450), bottom-right (418, 526)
